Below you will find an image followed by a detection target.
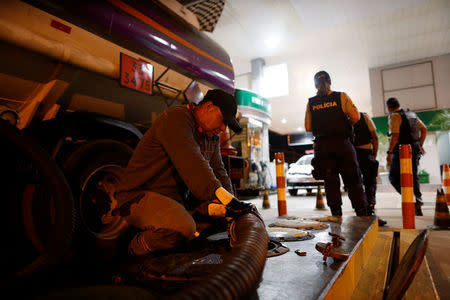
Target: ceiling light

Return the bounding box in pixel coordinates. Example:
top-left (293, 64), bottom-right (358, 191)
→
top-left (281, 118), bottom-right (287, 124)
top-left (297, 126), bottom-right (304, 132)
top-left (264, 36), bottom-right (280, 49)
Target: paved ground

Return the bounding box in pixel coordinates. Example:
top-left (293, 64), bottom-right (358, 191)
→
top-left (244, 185), bottom-right (450, 299)
top-left (246, 186), bottom-right (437, 229)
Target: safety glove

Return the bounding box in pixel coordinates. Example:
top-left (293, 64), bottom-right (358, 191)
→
top-left (211, 187), bottom-right (259, 219)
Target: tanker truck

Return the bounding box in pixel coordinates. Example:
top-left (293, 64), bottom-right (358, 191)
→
top-left (1, 0), bottom-right (245, 288)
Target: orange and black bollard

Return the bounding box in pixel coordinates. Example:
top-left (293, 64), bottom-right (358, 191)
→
top-left (262, 189), bottom-right (270, 209)
top-left (442, 163), bottom-right (450, 205)
top-left (315, 186), bottom-right (326, 210)
top-left (275, 152), bottom-right (287, 216)
top-left (400, 144), bottom-right (415, 229)
top-left (429, 189), bottom-right (450, 230)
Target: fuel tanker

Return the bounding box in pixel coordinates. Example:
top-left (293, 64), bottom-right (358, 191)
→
top-left (0, 1), bottom-right (267, 298)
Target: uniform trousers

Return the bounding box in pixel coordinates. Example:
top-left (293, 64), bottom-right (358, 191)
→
top-left (388, 142), bottom-right (423, 206)
top-left (355, 148), bottom-right (378, 208)
top-left (313, 137), bottom-right (368, 212)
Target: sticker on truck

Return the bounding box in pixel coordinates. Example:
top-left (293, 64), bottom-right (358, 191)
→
top-left (120, 53), bottom-right (153, 95)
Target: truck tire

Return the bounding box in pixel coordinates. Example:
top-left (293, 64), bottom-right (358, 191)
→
top-left (0, 121), bottom-right (74, 290)
top-left (62, 139), bottom-right (133, 262)
top-left (288, 189), bottom-right (298, 196)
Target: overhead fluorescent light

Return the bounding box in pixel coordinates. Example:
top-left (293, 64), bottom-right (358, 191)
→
top-left (281, 118), bottom-right (287, 124)
top-left (264, 36), bottom-right (280, 49)
top-left (262, 63), bottom-right (289, 98)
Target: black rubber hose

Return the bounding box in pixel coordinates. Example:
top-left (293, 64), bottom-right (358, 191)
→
top-left (173, 213), bottom-right (268, 300)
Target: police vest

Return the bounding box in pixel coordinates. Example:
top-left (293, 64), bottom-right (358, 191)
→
top-left (309, 92), bottom-right (352, 138)
top-left (353, 112), bottom-right (372, 146)
top-left (398, 109), bottom-right (420, 144)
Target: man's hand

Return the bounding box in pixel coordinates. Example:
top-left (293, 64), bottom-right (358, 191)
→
top-left (226, 198), bottom-right (255, 217)
top-left (387, 153), bottom-right (393, 165)
top-left (207, 198), bottom-right (255, 219)
top-left (420, 145), bottom-right (426, 155)
top-left (212, 187), bottom-right (261, 219)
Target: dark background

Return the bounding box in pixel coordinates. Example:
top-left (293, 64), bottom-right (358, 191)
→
top-left (269, 131), bottom-right (313, 164)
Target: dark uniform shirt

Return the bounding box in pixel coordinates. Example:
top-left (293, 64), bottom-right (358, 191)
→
top-left (116, 105), bottom-right (233, 207)
top-left (304, 91), bottom-right (360, 133)
top-left (354, 112), bottom-right (376, 149)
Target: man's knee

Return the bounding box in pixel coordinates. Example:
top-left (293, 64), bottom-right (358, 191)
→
top-left (173, 216), bottom-right (196, 240)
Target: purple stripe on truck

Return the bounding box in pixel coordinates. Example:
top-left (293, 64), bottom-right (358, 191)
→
top-left (83, 2), bottom-right (234, 92)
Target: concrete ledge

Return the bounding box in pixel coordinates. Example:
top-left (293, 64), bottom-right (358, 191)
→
top-left (258, 216), bottom-right (378, 300)
top-left (322, 218), bottom-right (379, 299)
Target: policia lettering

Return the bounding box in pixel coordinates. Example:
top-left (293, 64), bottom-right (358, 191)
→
top-left (311, 101), bottom-right (338, 111)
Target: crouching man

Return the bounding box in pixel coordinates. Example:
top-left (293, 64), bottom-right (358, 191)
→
top-left (111, 89), bottom-right (257, 256)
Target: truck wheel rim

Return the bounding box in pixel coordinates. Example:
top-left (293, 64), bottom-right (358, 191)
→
top-left (80, 164), bottom-right (127, 239)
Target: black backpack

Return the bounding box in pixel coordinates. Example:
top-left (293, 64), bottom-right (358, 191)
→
top-left (398, 109), bottom-right (420, 144)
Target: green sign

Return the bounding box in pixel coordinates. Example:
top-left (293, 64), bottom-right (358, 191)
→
top-left (234, 89), bottom-right (271, 116)
top-left (373, 108), bottom-right (450, 135)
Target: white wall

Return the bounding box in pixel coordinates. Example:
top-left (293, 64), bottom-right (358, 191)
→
top-left (437, 131), bottom-right (450, 166)
top-left (420, 132), bottom-right (441, 184)
top-left (235, 73), bottom-right (251, 91)
top-left (369, 53), bottom-right (450, 117)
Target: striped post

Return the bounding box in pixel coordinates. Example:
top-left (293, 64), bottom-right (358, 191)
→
top-left (275, 152), bottom-right (287, 216)
top-left (400, 144), bottom-right (415, 229)
top-left (442, 164), bottom-right (450, 205)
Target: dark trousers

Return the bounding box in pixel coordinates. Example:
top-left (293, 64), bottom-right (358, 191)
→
top-left (314, 137), bottom-right (368, 211)
top-left (355, 148), bottom-right (378, 207)
top-left (388, 142), bottom-right (423, 206)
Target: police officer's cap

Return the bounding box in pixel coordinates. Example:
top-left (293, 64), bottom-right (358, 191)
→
top-left (314, 71), bottom-right (331, 86)
top-left (386, 97), bottom-right (400, 109)
top-left (203, 89), bottom-right (242, 133)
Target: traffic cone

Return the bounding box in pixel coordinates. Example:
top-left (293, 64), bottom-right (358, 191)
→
top-left (429, 189), bottom-right (450, 230)
top-left (262, 189), bottom-right (270, 209)
top-left (442, 164), bottom-right (450, 205)
top-left (315, 186), bottom-right (326, 210)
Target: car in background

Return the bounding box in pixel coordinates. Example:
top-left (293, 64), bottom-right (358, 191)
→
top-left (286, 154), bottom-right (324, 196)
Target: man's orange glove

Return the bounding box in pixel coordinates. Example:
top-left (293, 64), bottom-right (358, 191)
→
top-left (207, 187), bottom-right (257, 219)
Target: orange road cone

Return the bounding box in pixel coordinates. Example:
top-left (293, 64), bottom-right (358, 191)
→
top-left (315, 186), bottom-right (326, 210)
top-left (429, 189), bottom-right (450, 230)
top-left (262, 189), bottom-right (270, 209)
top-left (442, 164), bottom-right (450, 205)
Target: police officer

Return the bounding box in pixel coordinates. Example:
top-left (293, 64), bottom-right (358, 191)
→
top-left (353, 112), bottom-right (387, 226)
top-left (386, 98), bottom-right (427, 216)
top-left (305, 71), bottom-right (368, 216)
